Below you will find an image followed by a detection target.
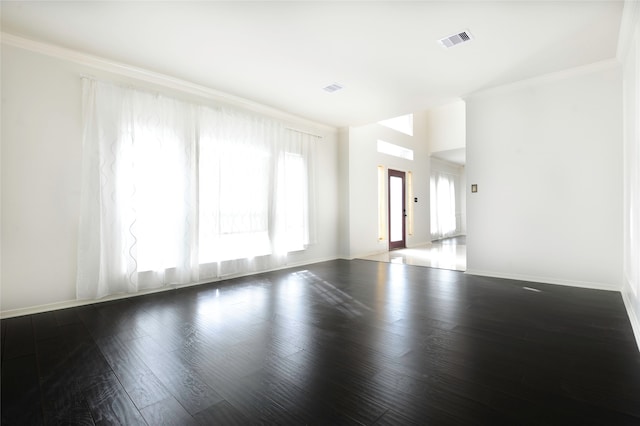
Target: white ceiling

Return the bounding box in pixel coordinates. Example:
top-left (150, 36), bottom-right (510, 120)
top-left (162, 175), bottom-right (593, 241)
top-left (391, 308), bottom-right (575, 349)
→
top-left (1, 1), bottom-right (625, 128)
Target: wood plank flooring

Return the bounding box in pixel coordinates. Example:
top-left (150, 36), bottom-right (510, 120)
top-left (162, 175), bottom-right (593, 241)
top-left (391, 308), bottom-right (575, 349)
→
top-left (2, 259), bottom-right (640, 425)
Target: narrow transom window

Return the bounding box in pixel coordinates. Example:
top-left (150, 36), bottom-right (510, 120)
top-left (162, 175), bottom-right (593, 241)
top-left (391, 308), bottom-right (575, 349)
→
top-left (377, 140), bottom-right (414, 160)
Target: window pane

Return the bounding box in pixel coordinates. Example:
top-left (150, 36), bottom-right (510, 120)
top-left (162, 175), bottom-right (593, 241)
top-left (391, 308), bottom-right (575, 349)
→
top-left (284, 153), bottom-right (306, 251)
top-left (130, 125), bottom-right (185, 272)
top-left (198, 135), bottom-right (272, 263)
top-left (390, 176), bottom-right (403, 242)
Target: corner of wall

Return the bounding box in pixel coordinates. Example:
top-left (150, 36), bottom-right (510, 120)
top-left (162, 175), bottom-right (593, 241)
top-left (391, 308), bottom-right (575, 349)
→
top-left (617, 0), bottom-right (640, 61)
top-left (619, 0), bottom-right (640, 353)
top-left (622, 280), bottom-right (640, 352)
top-left (337, 128), bottom-right (351, 258)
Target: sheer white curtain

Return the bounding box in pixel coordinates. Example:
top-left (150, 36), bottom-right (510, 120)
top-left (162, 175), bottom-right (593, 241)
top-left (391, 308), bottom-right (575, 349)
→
top-left (77, 80), bottom-right (199, 299)
top-left (198, 107), bottom-right (276, 270)
top-left (430, 172), bottom-right (458, 240)
top-left (77, 79), bottom-right (316, 299)
top-left (278, 130), bottom-right (318, 251)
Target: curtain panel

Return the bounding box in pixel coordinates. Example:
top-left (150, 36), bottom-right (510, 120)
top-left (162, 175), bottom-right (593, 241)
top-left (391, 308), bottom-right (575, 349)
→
top-left (77, 78), bottom-right (317, 300)
top-left (430, 171), bottom-right (458, 241)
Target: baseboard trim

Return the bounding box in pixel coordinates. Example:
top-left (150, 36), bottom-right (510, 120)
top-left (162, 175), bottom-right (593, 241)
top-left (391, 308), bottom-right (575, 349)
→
top-left (0, 288), bottom-right (167, 320)
top-left (622, 287), bottom-right (640, 352)
top-left (464, 269), bottom-right (620, 292)
top-left (0, 256), bottom-right (339, 319)
top-left (350, 250), bottom-right (386, 261)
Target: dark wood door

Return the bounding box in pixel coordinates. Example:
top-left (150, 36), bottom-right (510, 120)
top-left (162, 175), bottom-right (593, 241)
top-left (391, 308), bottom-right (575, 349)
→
top-left (388, 169), bottom-right (406, 250)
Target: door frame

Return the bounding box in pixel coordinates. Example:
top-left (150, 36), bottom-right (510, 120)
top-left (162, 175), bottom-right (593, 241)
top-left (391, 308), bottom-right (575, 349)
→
top-left (388, 169), bottom-right (406, 250)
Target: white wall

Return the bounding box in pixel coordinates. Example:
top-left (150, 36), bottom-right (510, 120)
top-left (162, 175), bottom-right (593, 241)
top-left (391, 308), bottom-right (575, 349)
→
top-left (2, 45), bottom-right (83, 312)
top-left (465, 63), bottom-right (623, 290)
top-left (425, 99), bottom-right (466, 154)
top-left (337, 129), bottom-right (351, 259)
top-left (1, 44), bottom-right (340, 315)
top-left (621, 1), bottom-right (640, 349)
top-left (425, 99), bottom-right (467, 237)
top-left (344, 113), bottom-right (431, 258)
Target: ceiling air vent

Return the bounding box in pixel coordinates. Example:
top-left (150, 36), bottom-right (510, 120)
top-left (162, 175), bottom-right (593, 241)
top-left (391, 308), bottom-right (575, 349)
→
top-left (438, 30), bottom-right (474, 49)
top-left (323, 83), bottom-right (344, 93)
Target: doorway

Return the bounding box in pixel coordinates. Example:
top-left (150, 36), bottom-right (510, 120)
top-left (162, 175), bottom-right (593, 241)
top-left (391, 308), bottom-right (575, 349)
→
top-left (388, 169), bottom-right (406, 250)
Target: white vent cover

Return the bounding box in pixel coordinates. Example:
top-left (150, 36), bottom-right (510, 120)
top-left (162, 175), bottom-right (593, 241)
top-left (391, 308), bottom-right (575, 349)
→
top-left (438, 30), bottom-right (473, 49)
top-left (323, 83), bottom-right (344, 93)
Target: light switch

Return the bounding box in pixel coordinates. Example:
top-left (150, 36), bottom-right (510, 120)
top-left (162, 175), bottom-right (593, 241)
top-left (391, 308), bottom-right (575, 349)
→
top-left (471, 184), bottom-right (478, 193)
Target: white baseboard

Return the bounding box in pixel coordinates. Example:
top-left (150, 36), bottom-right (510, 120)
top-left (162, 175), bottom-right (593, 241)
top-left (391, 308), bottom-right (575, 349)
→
top-left (464, 269), bottom-right (620, 292)
top-left (0, 288), bottom-right (166, 319)
top-left (0, 255), bottom-right (339, 319)
top-left (466, 269), bottom-right (639, 352)
top-left (622, 287), bottom-right (640, 352)
top-left (350, 250), bottom-right (386, 260)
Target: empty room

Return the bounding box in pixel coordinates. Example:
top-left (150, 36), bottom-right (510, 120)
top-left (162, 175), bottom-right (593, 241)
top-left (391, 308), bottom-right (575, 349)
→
top-left (2, 1), bottom-right (640, 424)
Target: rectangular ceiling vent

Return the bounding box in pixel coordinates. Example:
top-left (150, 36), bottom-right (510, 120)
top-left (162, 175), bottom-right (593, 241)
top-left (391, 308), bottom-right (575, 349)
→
top-left (438, 30), bottom-right (473, 49)
top-left (323, 83), bottom-right (344, 93)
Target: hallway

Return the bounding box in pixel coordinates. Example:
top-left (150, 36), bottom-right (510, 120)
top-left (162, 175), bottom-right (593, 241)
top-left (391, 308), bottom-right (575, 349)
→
top-left (359, 236), bottom-right (466, 272)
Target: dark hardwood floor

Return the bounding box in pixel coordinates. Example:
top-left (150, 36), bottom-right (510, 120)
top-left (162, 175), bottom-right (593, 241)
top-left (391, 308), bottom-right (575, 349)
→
top-left (2, 259), bottom-right (640, 425)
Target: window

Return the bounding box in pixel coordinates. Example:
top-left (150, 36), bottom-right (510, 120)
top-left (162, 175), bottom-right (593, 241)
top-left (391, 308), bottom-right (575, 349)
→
top-left (377, 140), bottom-right (414, 160)
top-left (77, 78), bottom-right (317, 299)
top-left (280, 153), bottom-right (307, 252)
top-left (430, 172), bottom-right (457, 240)
top-left (125, 123), bottom-right (187, 272)
top-left (199, 134), bottom-right (272, 263)
top-left (377, 165), bottom-right (386, 240)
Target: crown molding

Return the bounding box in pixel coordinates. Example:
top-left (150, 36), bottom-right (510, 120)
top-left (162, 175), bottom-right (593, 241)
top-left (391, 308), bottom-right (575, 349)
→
top-left (1, 32), bottom-right (337, 135)
top-left (617, 0), bottom-right (640, 62)
top-left (464, 58), bottom-right (620, 101)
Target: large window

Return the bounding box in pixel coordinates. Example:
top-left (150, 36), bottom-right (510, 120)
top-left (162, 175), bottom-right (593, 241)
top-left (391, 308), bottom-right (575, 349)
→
top-left (77, 79), bottom-right (316, 299)
top-left (279, 152), bottom-right (307, 252)
top-left (126, 122), bottom-right (188, 273)
top-left (198, 122), bottom-right (273, 264)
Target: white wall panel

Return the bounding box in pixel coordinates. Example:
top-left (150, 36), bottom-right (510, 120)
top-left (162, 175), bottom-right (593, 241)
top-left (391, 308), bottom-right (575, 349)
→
top-left (466, 65), bottom-right (623, 290)
top-left (1, 45), bottom-right (340, 314)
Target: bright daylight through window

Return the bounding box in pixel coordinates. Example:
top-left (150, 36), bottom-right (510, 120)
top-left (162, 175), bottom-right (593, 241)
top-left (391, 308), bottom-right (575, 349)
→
top-left (377, 140), bottom-right (414, 160)
top-left (77, 78), bottom-right (316, 299)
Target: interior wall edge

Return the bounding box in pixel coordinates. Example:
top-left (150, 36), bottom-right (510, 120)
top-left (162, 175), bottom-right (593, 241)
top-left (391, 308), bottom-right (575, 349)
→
top-left (430, 156), bottom-right (465, 169)
top-left (464, 269), bottom-right (622, 293)
top-left (621, 288), bottom-right (640, 352)
top-left (0, 255), bottom-right (340, 320)
top-left (1, 287), bottom-right (169, 320)
top-left (617, 0), bottom-right (640, 60)
top-left (464, 58), bottom-right (620, 101)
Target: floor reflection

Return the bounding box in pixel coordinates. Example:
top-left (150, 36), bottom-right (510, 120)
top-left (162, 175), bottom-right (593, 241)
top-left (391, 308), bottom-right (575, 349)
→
top-left (359, 235), bottom-right (466, 272)
top-left (4, 256), bottom-right (639, 424)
